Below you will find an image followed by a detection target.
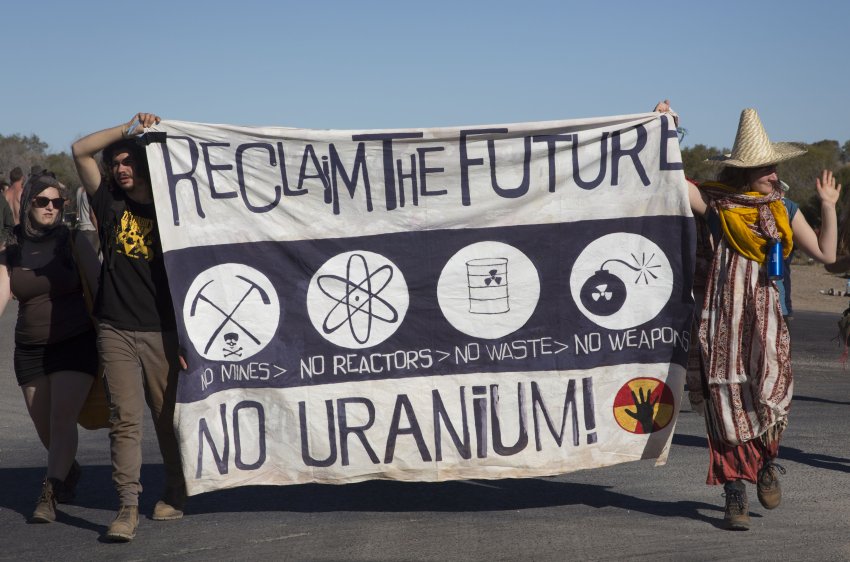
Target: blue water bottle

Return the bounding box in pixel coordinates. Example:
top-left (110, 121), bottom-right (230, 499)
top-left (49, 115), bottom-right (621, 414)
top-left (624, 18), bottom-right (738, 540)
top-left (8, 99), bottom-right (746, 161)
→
top-left (766, 238), bottom-right (783, 280)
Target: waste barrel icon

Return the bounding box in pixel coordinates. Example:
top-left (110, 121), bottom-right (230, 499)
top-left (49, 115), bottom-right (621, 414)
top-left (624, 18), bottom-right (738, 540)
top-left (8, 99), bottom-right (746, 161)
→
top-left (466, 258), bottom-right (509, 314)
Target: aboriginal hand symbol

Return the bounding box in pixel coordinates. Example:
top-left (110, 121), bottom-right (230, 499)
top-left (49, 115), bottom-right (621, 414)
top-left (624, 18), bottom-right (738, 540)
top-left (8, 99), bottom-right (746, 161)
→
top-left (625, 387), bottom-right (659, 434)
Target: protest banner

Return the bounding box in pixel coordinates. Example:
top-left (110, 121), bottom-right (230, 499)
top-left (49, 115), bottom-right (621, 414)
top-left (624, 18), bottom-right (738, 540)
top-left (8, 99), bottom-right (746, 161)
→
top-left (144, 112), bottom-right (694, 495)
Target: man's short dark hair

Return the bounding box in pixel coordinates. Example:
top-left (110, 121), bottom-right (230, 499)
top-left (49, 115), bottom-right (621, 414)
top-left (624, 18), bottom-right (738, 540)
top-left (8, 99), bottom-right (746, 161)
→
top-left (102, 139), bottom-right (150, 186)
top-left (10, 167), bottom-right (23, 183)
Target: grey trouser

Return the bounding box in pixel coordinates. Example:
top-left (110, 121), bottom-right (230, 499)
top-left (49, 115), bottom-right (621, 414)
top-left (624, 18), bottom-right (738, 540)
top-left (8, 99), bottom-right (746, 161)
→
top-left (98, 323), bottom-right (185, 506)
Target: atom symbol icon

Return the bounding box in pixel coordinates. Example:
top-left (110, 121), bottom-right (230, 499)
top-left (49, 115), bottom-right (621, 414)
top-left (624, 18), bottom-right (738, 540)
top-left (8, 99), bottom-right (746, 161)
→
top-left (316, 253), bottom-right (402, 345)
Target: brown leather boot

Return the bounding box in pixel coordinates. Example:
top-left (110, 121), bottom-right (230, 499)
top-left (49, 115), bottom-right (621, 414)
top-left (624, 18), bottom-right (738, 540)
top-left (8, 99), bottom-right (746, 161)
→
top-left (757, 462), bottom-right (786, 510)
top-left (105, 505), bottom-right (139, 542)
top-left (723, 481), bottom-right (750, 531)
top-left (30, 479), bottom-right (58, 523)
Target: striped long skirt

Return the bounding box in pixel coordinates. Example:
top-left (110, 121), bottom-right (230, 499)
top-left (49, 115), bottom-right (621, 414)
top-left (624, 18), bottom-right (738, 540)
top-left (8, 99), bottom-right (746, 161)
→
top-left (695, 239), bottom-right (792, 483)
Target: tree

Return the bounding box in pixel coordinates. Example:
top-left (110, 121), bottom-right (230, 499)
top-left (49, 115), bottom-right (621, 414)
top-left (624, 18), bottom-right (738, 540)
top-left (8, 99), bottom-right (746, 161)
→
top-left (778, 140), bottom-right (841, 229)
top-left (680, 144), bottom-right (727, 182)
top-left (0, 133), bottom-right (81, 203)
top-left (0, 134), bottom-right (48, 179)
top-left (45, 152), bottom-right (81, 187)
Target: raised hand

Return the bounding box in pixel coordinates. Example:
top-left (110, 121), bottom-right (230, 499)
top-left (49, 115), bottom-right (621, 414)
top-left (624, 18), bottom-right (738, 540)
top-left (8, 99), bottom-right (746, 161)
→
top-left (816, 169), bottom-right (842, 206)
top-left (123, 112), bottom-right (161, 138)
top-left (652, 99), bottom-right (679, 127)
top-left (625, 387), bottom-right (659, 433)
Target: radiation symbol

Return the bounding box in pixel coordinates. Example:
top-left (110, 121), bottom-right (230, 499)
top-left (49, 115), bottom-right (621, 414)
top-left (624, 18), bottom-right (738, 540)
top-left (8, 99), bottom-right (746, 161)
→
top-left (612, 378), bottom-right (675, 434)
top-left (580, 269), bottom-right (627, 316)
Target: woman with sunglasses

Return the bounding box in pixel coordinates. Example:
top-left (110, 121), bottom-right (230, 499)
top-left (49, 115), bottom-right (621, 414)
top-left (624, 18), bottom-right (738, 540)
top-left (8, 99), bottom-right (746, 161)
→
top-left (0, 172), bottom-right (100, 523)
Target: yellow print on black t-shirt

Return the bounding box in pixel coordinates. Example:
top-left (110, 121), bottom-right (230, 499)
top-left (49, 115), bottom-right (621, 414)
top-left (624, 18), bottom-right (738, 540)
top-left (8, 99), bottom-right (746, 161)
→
top-left (115, 209), bottom-right (154, 261)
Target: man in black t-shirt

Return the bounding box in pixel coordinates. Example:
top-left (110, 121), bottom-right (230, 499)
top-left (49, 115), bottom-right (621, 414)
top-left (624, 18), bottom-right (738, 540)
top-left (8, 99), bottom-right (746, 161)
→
top-left (73, 113), bottom-right (186, 543)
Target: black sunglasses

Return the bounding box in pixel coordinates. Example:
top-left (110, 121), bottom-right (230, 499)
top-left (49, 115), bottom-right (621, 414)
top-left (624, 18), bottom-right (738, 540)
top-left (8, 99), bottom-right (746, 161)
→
top-left (32, 196), bottom-right (64, 209)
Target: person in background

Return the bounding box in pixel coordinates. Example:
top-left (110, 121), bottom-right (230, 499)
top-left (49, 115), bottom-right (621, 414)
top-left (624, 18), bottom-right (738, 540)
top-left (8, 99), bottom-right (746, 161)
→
top-left (0, 192), bottom-right (13, 243)
top-left (72, 112), bottom-right (186, 543)
top-left (825, 202), bottom-right (850, 274)
top-left (658, 101), bottom-right (840, 531)
top-left (75, 185), bottom-right (99, 255)
top-left (5, 167), bottom-right (25, 226)
top-left (0, 172), bottom-right (100, 523)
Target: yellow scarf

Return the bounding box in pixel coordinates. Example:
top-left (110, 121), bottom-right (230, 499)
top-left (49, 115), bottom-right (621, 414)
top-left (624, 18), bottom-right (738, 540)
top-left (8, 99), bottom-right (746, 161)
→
top-left (700, 182), bottom-right (793, 263)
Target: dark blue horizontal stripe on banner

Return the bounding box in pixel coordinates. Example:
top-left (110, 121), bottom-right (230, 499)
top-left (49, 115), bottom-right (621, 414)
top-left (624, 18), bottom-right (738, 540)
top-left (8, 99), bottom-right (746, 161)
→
top-left (166, 217), bottom-right (695, 404)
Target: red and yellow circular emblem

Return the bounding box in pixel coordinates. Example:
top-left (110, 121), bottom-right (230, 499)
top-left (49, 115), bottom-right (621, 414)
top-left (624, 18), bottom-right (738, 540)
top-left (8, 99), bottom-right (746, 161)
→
top-left (612, 377), bottom-right (675, 434)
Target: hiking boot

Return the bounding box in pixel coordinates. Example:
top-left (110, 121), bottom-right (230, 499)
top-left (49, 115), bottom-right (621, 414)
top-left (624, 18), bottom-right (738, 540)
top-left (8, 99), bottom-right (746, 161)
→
top-left (55, 460), bottom-right (81, 504)
top-left (723, 481), bottom-right (750, 531)
top-left (105, 505), bottom-right (139, 542)
top-left (152, 486), bottom-right (187, 521)
top-left (757, 462), bottom-right (786, 510)
top-left (30, 479), bottom-right (58, 523)
top-left (152, 500), bottom-right (184, 521)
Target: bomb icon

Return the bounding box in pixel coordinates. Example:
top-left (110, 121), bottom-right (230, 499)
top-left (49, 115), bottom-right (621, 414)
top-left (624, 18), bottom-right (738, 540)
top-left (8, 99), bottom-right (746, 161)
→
top-left (580, 268), bottom-right (627, 316)
top-left (579, 253), bottom-right (662, 317)
top-left (570, 234), bottom-right (673, 330)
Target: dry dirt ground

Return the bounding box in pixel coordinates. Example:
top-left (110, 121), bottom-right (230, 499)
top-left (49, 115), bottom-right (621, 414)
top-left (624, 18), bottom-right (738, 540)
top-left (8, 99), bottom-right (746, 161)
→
top-left (788, 259), bottom-right (850, 315)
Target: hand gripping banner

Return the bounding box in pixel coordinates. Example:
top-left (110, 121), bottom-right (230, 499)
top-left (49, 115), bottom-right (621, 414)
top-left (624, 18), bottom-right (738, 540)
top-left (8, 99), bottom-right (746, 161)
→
top-left (145, 112), bottom-right (695, 495)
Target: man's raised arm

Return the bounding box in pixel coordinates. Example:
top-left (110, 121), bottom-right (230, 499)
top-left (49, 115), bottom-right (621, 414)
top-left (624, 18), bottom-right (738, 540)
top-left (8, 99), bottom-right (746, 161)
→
top-left (72, 113), bottom-right (161, 196)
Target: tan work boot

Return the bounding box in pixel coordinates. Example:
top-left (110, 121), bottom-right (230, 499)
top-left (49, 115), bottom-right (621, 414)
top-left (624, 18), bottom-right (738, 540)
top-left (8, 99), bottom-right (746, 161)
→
top-left (30, 479), bottom-right (58, 523)
top-left (152, 500), bottom-right (184, 521)
top-left (105, 505), bottom-right (139, 542)
top-left (723, 481), bottom-right (750, 531)
top-left (152, 485), bottom-right (187, 521)
top-left (757, 462), bottom-right (786, 510)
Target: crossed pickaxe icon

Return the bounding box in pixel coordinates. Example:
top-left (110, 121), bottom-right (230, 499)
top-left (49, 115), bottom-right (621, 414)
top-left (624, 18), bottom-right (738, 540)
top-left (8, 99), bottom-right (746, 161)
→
top-left (190, 275), bottom-right (271, 354)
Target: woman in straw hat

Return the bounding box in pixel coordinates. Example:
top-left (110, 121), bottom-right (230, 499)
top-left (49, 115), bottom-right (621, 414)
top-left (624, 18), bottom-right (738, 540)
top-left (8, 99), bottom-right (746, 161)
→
top-left (656, 101), bottom-right (841, 530)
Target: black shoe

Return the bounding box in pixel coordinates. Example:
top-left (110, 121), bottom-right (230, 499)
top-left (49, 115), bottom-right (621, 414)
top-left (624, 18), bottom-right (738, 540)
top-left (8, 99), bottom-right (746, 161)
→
top-left (55, 460), bottom-right (81, 504)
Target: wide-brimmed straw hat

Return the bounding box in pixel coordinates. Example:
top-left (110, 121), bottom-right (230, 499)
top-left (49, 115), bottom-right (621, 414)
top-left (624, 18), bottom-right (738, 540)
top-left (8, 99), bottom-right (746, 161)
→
top-left (710, 108), bottom-right (806, 168)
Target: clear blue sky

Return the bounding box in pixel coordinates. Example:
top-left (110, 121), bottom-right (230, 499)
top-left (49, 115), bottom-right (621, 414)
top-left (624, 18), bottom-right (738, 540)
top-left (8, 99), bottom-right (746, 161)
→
top-left (4, 0), bottom-right (849, 153)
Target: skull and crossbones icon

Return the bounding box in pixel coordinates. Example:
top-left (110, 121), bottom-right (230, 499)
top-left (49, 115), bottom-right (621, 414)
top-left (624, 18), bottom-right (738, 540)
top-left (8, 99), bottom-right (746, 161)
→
top-left (222, 332), bottom-right (243, 358)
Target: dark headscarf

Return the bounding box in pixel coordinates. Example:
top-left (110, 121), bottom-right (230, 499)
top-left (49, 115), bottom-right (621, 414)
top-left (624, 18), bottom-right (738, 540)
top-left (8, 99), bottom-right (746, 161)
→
top-left (11, 171), bottom-right (71, 270)
top-left (19, 172), bottom-right (67, 240)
